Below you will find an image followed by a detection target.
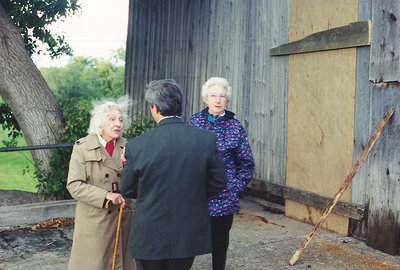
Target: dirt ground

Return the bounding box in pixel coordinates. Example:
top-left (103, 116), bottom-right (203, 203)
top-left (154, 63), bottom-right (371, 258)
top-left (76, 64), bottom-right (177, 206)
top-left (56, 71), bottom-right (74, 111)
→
top-left (1, 191), bottom-right (400, 269)
top-left (0, 189), bottom-right (42, 207)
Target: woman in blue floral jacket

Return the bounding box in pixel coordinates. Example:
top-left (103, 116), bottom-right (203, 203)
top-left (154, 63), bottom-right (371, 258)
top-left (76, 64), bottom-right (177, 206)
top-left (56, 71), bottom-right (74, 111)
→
top-left (187, 77), bottom-right (255, 270)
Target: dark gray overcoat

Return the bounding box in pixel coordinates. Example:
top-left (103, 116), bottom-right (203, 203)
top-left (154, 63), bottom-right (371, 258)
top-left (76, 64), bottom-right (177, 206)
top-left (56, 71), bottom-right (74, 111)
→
top-left (121, 117), bottom-right (227, 260)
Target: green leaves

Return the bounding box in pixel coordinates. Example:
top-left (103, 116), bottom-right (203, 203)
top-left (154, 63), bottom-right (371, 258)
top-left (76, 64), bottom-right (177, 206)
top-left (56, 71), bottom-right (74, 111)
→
top-left (2, 0), bottom-right (80, 57)
top-left (40, 53), bottom-right (125, 100)
top-left (33, 97), bottom-right (155, 200)
top-left (123, 117), bottom-right (156, 139)
top-left (0, 102), bottom-right (22, 138)
top-left (34, 98), bottom-right (91, 199)
top-left (1, 47), bottom-right (128, 199)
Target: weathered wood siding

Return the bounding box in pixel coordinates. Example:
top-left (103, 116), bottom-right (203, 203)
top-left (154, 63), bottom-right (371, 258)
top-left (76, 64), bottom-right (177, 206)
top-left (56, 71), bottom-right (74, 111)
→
top-left (125, 0), bottom-right (290, 183)
top-left (125, 0), bottom-right (400, 255)
top-left (369, 0), bottom-right (400, 82)
top-left (352, 0), bottom-right (400, 254)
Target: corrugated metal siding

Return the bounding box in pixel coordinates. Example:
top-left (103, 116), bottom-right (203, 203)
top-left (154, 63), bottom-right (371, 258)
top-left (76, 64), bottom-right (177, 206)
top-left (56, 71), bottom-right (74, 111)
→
top-left (125, 0), bottom-right (290, 183)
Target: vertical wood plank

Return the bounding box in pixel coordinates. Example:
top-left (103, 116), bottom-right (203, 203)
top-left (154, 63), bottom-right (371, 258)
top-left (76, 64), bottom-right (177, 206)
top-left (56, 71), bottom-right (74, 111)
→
top-left (124, 0), bottom-right (400, 254)
top-left (125, 0), bottom-right (290, 197)
top-left (369, 0), bottom-right (400, 82)
top-left (353, 0), bottom-right (400, 254)
top-left (350, 0), bottom-right (373, 240)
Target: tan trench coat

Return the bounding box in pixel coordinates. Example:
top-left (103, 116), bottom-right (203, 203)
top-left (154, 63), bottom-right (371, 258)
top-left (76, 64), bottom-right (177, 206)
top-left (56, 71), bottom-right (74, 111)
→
top-left (67, 135), bottom-right (136, 270)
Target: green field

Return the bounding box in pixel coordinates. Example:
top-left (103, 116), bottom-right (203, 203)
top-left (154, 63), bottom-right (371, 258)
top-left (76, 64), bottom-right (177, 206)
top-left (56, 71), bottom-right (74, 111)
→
top-left (0, 129), bottom-right (38, 192)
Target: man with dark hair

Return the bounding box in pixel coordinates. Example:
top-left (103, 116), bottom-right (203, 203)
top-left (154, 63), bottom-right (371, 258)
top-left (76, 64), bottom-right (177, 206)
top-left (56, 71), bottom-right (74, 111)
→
top-left (121, 79), bottom-right (227, 270)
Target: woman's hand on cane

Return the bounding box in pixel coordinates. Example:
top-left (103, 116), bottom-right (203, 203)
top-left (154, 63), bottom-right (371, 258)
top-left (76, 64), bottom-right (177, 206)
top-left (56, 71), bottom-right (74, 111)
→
top-left (106, 192), bottom-right (126, 208)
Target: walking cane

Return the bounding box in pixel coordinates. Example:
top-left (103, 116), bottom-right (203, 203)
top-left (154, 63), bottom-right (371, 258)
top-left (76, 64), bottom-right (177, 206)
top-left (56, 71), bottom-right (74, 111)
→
top-left (105, 182), bottom-right (124, 270)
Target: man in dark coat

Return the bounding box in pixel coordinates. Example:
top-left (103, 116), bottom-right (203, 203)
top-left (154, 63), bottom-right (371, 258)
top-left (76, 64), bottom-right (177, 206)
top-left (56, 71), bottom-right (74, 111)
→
top-left (121, 79), bottom-right (227, 270)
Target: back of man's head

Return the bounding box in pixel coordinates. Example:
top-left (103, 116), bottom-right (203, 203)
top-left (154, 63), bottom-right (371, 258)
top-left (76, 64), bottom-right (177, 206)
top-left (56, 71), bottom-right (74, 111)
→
top-left (145, 79), bottom-right (183, 116)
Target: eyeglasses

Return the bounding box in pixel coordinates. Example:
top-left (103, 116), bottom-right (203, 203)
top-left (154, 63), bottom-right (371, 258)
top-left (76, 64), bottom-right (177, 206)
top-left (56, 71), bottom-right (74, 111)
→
top-left (208, 94), bottom-right (227, 100)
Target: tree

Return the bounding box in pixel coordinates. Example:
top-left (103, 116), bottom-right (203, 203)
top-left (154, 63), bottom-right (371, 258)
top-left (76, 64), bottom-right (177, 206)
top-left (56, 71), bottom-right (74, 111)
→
top-left (0, 1), bottom-right (79, 176)
top-left (40, 51), bottom-right (125, 101)
top-left (31, 50), bottom-right (132, 199)
top-left (40, 57), bottom-right (102, 100)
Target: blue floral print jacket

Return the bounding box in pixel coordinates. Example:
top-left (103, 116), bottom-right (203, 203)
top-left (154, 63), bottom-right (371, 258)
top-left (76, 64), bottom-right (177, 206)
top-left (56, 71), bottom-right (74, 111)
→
top-left (188, 108), bottom-right (255, 216)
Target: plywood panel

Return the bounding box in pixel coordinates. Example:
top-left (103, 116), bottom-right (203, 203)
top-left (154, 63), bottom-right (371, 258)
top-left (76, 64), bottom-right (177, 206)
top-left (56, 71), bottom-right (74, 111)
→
top-left (286, 0), bottom-right (358, 235)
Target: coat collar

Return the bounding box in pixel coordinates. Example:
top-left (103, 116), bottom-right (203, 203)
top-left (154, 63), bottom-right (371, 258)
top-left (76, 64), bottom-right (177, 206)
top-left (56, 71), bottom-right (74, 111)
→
top-left (114, 136), bottom-right (127, 151)
top-left (156, 116), bottom-right (184, 128)
top-left (84, 134), bottom-right (101, 150)
top-left (85, 134), bottom-right (126, 170)
top-left (200, 107), bottom-right (235, 120)
top-left (85, 134), bottom-right (126, 149)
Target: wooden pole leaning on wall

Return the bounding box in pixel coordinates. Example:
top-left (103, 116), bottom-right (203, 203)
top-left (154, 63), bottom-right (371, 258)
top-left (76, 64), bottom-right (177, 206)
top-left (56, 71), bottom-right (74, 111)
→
top-left (288, 108), bottom-right (394, 266)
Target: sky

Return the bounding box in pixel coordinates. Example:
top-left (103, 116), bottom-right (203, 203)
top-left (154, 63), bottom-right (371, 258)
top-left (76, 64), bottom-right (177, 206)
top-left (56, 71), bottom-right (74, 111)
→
top-left (32, 0), bottom-right (129, 68)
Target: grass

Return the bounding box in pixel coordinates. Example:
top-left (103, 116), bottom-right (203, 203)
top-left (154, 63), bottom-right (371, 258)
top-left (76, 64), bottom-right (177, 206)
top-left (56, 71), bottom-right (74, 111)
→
top-left (0, 129), bottom-right (38, 193)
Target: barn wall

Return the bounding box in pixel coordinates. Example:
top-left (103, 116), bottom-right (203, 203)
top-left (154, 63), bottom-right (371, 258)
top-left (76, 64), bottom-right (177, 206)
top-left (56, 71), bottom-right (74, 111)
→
top-left (125, 0), bottom-right (290, 184)
top-left (352, 0), bottom-right (400, 255)
top-left (369, 1), bottom-right (400, 82)
top-left (125, 0), bottom-right (400, 253)
top-left (285, 0), bottom-right (358, 236)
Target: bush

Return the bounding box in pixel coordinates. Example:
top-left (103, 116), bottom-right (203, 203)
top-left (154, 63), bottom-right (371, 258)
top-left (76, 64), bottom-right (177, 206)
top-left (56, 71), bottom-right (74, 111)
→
top-left (0, 102), bottom-right (22, 138)
top-left (123, 117), bottom-right (155, 138)
top-left (34, 98), bottom-right (155, 200)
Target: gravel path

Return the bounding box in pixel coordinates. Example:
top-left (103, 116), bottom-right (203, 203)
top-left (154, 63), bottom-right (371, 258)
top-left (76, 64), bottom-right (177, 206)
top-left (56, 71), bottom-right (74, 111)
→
top-left (1, 193), bottom-right (400, 269)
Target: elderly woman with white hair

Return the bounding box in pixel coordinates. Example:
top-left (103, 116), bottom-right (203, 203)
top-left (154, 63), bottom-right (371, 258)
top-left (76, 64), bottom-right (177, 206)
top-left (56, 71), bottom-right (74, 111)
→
top-left (188, 77), bottom-right (255, 270)
top-left (67, 97), bottom-right (136, 270)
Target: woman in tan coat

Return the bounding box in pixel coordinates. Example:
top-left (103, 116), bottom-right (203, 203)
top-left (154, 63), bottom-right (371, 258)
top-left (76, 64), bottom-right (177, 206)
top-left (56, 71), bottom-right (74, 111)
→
top-left (67, 97), bottom-right (136, 270)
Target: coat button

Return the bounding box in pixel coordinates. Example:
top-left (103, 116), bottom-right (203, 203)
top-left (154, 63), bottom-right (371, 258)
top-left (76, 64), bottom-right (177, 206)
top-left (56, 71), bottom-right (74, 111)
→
top-left (117, 173), bottom-right (121, 177)
top-left (105, 173), bottom-right (109, 178)
top-left (107, 210), bottom-right (112, 214)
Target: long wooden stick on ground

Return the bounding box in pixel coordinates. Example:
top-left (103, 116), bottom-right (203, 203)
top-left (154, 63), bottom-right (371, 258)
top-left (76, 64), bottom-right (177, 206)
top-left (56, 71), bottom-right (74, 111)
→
top-left (288, 109), bottom-right (394, 266)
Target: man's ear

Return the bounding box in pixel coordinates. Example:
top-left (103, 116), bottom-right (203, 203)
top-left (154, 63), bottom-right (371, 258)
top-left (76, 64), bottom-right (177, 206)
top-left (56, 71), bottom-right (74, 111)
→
top-left (151, 104), bottom-right (159, 114)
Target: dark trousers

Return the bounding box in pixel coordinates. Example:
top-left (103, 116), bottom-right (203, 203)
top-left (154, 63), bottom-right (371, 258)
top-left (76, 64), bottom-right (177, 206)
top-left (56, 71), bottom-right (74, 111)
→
top-left (136, 257), bottom-right (195, 270)
top-left (211, 214), bottom-right (234, 270)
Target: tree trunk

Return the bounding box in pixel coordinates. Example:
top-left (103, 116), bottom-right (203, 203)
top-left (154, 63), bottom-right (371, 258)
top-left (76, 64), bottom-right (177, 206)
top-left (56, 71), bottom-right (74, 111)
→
top-left (0, 5), bottom-right (63, 176)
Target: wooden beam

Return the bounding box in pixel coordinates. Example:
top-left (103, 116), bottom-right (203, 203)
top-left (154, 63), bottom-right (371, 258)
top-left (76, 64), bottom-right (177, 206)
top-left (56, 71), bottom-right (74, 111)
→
top-left (270, 20), bottom-right (371, 56)
top-left (247, 178), bottom-right (365, 221)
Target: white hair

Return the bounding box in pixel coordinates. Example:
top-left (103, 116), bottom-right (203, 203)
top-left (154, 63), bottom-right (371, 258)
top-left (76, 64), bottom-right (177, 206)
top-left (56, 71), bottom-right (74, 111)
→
top-left (88, 96), bottom-right (131, 135)
top-left (201, 77), bottom-right (232, 103)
